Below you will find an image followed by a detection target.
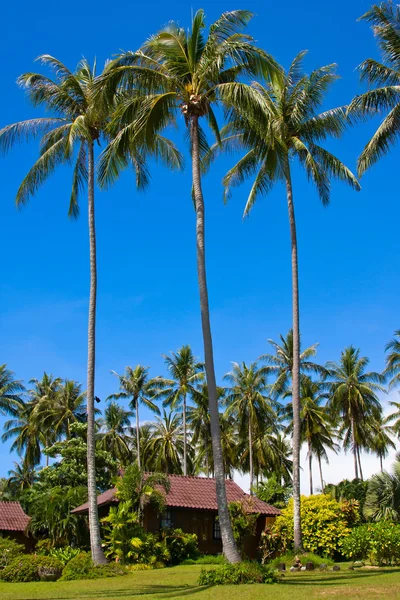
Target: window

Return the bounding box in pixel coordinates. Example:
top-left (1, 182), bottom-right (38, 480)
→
top-left (213, 515), bottom-right (221, 540)
top-left (161, 509), bottom-right (173, 529)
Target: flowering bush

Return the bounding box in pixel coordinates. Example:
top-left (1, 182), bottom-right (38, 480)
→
top-left (0, 537), bottom-right (25, 570)
top-left (273, 495), bottom-right (350, 557)
top-left (342, 522), bottom-right (400, 565)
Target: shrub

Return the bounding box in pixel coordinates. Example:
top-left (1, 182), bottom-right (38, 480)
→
top-left (0, 537), bottom-right (25, 570)
top-left (1, 555), bottom-right (63, 583)
top-left (273, 495), bottom-right (350, 557)
top-left (270, 551), bottom-right (334, 569)
top-left (48, 546), bottom-right (81, 564)
top-left (161, 529), bottom-right (199, 565)
top-left (259, 525), bottom-right (285, 564)
top-left (60, 552), bottom-right (126, 581)
top-left (342, 522), bottom-right (400, 565)
top-left (228, 501), bottom-right (258, 553)
top-left (198, 562), bottom-right (278, 585)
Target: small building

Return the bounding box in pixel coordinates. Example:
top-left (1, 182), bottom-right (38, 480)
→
top-left (72, 474), bottom-right (280, 557)
top-left (0, 501), bottom-right (33, 550)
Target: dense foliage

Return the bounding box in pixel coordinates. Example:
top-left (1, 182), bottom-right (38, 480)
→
top-left (60, 552), bottom-right (126, 581)
top-left (198, 562), bottom-right (278, 585)
top-left (0, 538), bottom-right (25, 570)
top-left (1, 555), bottom-right (63, 583)
top-left (342, 522), bottom-right (400, 565)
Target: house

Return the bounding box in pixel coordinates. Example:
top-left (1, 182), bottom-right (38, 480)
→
top-left (0, 501), bottom-right (33, 549)
top-left (72, 474), bottom-right (280, 557)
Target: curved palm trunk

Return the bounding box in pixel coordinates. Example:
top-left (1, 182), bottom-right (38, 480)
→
top-left (308, 441), bottom-right (313, 495)
top-left (285, 161), bottom-right (302, 551)
top-left (86, 141), bottom-right (107, 565)
top-left (248, 418), bottom-right (253, 495)
top-left (351, 418), bottom-right (359, 479)
top-left (136, 397), bottom-right (141, 469)
top-left (183, 393), bottom-right (187, 476)
top-left (357, 446), bottom-right (364, 481)
top-left (318, 455), bottom-right (324, 493)
top-left (190, 116), bottom-right (240, 563)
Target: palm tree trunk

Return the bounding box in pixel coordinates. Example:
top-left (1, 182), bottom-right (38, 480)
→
top-left (183, 393), bottom-right (187, 476)
top-left (136, 397), bottom-right (141, 470)
top-left (380, 454), bottom-right (383, 472)
top-left (86, 141), bottom-right (107, 565)
top-left (351, 418), bottom-right (359, 480)
top-left (308, 441), bottom-right (313, 495)
top-left (318, 455), bottom-right (324, 493)
top-left (190, 115), bottom-right (240, 564)
top-left (285, 160), bottom-right (302, 551)
top-left (357, 446), bottom-right (364, 481)
top-left (205, 441), bottom-right (210, 478)
top-left (249, 418), bottom-right (253, 495)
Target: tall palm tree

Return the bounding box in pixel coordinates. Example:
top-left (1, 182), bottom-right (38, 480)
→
top-left (0, 56), bottom-right (124, 564)
top-left (284, 377), bottom-right (338, 494)
top-left (216, 55), bottom-right (360, 548)
top-left (348, 2), bottom-right (400, 175)
top-left (157, 346), bottom-right (203, 475)
top-left (97, 402), bottom-right (134, 464)
top-left (0, 365), bottom-right (25, 416)
top-left (224, 361), bottom-right (278, 492)
top-left (385, 329), bottom-right (400, 389)
top-left (100, 10), bottom-right (280, 563)
top-left (147, 410), bottom-right (186, 474)
top-left (28, 373), bottom-right (61, 462)
top-left (2, 406), bottom-right (45, 467)
top-left (327, 346), bottom-right (386, 480)
top-left (108, 366), bottom-right (160, 469)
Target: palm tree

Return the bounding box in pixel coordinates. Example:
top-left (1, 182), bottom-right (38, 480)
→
top-left (157, 346), bottom-right (203, 475)
top-left (97, 402), bottom-right (134, 464)
top-left (216, 54), bottom-right (360, 548)
top-left (284, 377), bottom-right (338, 494)
top-left (224, 361), bottom-right (278, 492)
top-left (348, 2), bottom-right (400, 175)
top-left (327, 346), bottom-right (386, 480)
top-left (108, 366), bottom-right (160, 469)
top-left (364, 455), bottom-right (400, 521)
top-left (2, 406), bottom-right (45, 467)
top-left (0, 365), bottom-right (25, 416)
top-left (365, 414), bottom-right (396, 471)
top-left (147, 410), bottom-right (186, 474)
top-left (33, 379), bottom-right (86, 440)
top-left (28, 373), bottom-right (61, 461)
top-left (0, 56), bottom-right (123, 564)
top-left (7, 460), bottom-right (37, 494)
top-left (387, 401), bottom-right (400, 437)
top-left (385, 329), bottom-right (400, 389)
top-left (100, 10), bottom-right (280, 564)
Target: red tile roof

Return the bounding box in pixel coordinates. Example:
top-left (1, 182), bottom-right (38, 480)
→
top-left (72, 474), bottom-right (280, 516)
top-left (0, 502), bottom-right (31, 532)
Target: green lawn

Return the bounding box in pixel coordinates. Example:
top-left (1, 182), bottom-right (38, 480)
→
top-left (1, 564), bottom-right (400, 600)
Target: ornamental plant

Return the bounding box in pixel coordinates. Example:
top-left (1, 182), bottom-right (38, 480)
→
top-left (273, 495), bottom-right (350, 557)
top-left (342, 522), bottom-right (400, 565)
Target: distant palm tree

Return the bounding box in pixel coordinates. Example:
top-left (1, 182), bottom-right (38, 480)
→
top-left (28, 373), bottom-right (61, 462)
top-left (7, 460), bottom-right (37, 494)
top-left (97, 402), bottom-right (134, 464)
top-left (33, 379), bottom-right (87, 440)
top-left (284, 377), bottom-right (338, 494)
top-left (2, 406), bottom-right (45, 467)
top-left (217, 52), bottom-right (360, 550)
top-left (327, 346), bottom-right (385, 480)
top-left (385, 329), bottom-right (400, 389)
top-left (157, 346), bottom-right (203, 475)
top-left (365, 414), bottom-right (396, 472)
top-left (348, 2), bottom-right (400, 175)
top-left (387, 401), bottom-right (400, 437)
top-left (364, 455), bottom-right (400, 521)
top-left (147, 410), bottom-right (186, 474)
top-left (100, 10), bottom-right (280, 564)
top-left (0, 365), bottom-right (25, 416)
top-left (224, 361), bottom-right (278, 492)
top-left (108, 366), bottom-right (160, 469)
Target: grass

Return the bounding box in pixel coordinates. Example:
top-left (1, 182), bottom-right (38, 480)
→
top-left (1, 564), bottom-right (400, 600)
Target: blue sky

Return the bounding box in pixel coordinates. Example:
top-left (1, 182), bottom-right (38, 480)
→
top-left (1, 0), bottom-right (399, 482)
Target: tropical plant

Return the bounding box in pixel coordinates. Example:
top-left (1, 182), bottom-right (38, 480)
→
top-left (327, 346), bottom-right (385, 480)
top-left (364, 455), bottom-right (400, 521)
top-left (348, 2), bottom-right (400, 175)
top-left (384, 329), bottom-right (400, 389)
top-left (342, 521), bottom-right (400, 565)
top-left (100, 9), bottom-right (280, 563)
top-left (2, 405), bottom-right (45, 468)
top-left (284, 377), bottom-right (338, 494)
top-left (366, 413), bottom-right (396, 471)
top-left (224, 361), bottom-right (278, 491)
top-left (0, 365), bottom-right (25, 416)
top-left (6, 460), bottom-right (36, 494)
top-left (228, 500), bottom-right (258, 554)
top-left (96, 402), bottom-right (134, 464)
top-left (215, 46), bottom-right (360, 548)
top-left (146, 410), bottom-right (187, 474)
top-left (108, 366), bottom-right (160, 469)
top-left (157, 345), bottom-right (203, 475)
top-left (254, 474), bottom-right (292, 509)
